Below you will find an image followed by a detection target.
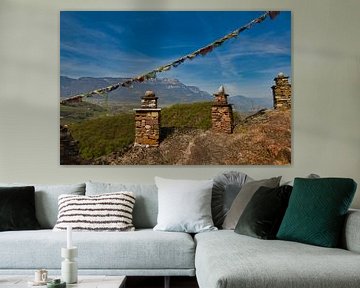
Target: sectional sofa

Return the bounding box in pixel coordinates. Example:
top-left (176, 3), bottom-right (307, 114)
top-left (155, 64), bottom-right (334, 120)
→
top-left (0, 176), bottom-right (359, 288)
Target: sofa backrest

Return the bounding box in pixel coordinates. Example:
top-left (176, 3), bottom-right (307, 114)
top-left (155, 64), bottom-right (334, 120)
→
top-left (0, 182), bottom-right (86, 229)
top-left (86, 181), bottom-right (158, 229)
top-left (341, 209), bottom-right (360, 253)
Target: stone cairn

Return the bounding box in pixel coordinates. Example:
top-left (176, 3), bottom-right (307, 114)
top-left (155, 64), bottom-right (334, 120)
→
top-left (272, 72), bottom-right (291, 109)
top-left (134, 91), bottom-right (161, 146)
top-left (211, 85), bottom-right (234, 134)
top-left (60, 125), bottom-right (81, 165)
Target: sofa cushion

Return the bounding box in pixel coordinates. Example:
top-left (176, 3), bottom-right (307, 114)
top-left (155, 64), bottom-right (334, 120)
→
top-left (86, 181), bottom-right (158, 229)
top-left (0, 183), bottom-right (86, 229)
top-left (342, 209), bottom-right (360, 253)
top-left (53, 192), bottom-right (136, 232)
top-left (212, 171), bottom-right (251, 228)
top-left (234, 185), bottom-right (292, 239)
top-left (0, 186), bottom-right (40, 231)
top-left (0, 229), bottom-right (195, 272)
top-left (222, 177), bottom-right (281, 229)
top-left (195, 230), bottom-right (360, 288)
top-left (153, 177), bottom-right (216, 233)
top-left (277, 178), bottom-right (357, 247)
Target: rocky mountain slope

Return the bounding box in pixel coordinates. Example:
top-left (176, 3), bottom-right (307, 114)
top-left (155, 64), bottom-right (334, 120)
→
top-left (93, 108), bottom-right (291, 165)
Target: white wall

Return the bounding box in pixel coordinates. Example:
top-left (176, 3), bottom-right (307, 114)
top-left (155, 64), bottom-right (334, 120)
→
top-left (0, 0), bottom-right (359, 208)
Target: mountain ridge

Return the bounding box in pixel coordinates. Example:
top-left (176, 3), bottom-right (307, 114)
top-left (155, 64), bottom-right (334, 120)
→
top-left (61, 76), bottom-right (273, 112)
top-left (60, 76), bottom-right (211, 105)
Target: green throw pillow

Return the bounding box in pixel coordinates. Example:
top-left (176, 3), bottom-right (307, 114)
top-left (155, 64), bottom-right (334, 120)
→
top-left (277, 178), bottom-right (357, 247)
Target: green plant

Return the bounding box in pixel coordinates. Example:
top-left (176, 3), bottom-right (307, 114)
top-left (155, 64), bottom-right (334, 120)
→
top-left (70, 113), bottom-right (135, 159)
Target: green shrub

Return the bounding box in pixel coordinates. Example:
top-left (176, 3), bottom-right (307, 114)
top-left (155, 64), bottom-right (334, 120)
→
top-left (162, 102), bottom-right (212, 129)
top-left (70, 113), bottom-right (135, 159)
top-left (69, 101), bottom-right (216, 160)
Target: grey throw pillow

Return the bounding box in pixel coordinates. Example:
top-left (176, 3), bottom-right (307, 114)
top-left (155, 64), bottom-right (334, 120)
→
top-left (212, 171), bottom-right (252, 228)
top-left (222, 177), bottom-right (281, 230)
top-left (153, 177), bottom-right (217, 233)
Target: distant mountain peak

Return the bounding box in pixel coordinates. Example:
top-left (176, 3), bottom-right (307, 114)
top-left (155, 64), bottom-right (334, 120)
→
top-left (60, 76), bottom-right (272, 112)
top-left (60, 76), bottom-right (211, 105)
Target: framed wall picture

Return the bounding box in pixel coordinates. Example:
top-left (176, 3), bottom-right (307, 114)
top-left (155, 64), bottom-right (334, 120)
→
top-left (60, 11), bottom-right (291, 165)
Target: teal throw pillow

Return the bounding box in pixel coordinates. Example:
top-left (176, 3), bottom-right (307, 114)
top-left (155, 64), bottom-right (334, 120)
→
top-left (277, 178), bottom-right (357, 247)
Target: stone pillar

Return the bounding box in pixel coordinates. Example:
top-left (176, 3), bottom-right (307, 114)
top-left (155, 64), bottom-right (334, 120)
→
top-left (134, 91), bottom-right (161, 146)
top-left (211, 85), bottom-right (234, 134)
top-left (272, 72), bottom-right (291, 109)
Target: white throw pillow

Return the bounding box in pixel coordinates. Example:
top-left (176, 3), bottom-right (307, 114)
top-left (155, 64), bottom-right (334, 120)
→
top-left (153, 177), bottom-right (217, 233)
top-left (53, 192), bottom-right (135, 232)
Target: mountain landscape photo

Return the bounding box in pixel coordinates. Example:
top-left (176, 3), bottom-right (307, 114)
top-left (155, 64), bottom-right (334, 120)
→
top-left (60, 11), bottom-right (291, 165)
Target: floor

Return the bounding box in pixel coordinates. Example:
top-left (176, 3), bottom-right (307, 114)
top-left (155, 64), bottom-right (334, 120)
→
top-left (126, 276), bottom-right (199, 288)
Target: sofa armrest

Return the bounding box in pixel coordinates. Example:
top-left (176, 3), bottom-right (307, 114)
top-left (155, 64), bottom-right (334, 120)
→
top-left (342, 209), bottom-right (360, 253)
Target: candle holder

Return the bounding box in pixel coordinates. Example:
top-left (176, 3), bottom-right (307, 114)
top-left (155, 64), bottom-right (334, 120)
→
top-left (61, 247), bottom-right (78, 284)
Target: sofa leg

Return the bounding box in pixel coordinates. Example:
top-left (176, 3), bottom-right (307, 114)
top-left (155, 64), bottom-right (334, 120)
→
top-left (164, 276), bottom-right (170, 288)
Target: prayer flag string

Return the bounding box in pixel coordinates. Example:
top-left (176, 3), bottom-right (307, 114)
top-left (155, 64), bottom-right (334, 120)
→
top-left (61, 11), bottom-right (279, 104)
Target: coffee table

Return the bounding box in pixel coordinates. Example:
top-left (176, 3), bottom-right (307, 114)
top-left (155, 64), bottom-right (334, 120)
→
top-left (0, 275), bottom-right (126, 288)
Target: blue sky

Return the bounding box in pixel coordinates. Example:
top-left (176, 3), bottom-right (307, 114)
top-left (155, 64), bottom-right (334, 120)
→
top-left (60, 11), bottom-right (291, 98)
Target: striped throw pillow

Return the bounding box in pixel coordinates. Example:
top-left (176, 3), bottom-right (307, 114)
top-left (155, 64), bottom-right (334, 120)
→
top-left (53, 192), bottom-right (136, 231)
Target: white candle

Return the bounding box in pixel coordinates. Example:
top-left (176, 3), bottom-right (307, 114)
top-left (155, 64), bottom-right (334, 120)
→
top-left (67, 225), bottom-right (72, 249)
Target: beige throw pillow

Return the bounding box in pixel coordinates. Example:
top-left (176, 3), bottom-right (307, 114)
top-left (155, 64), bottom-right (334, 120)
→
top-left (222, 177), bottom-right (281, 230)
